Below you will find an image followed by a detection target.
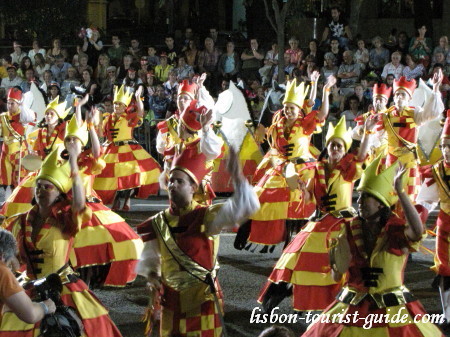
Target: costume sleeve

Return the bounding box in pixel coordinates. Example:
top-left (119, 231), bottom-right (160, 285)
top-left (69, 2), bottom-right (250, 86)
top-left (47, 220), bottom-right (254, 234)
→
top-left (156, 130), bottom-right (167, 155)
top-left (413, 91), bottom-right (444, 126)
top-left (198, 86), bottom-right (215, 112)
top-left (199, 128), bottom-right (224, 161)
top-left (205, 179), bottom-right (260, 236)
top-left (0, 264), bottom-right (23, 302)
top-left (136, 239), bottom-right (161, 278)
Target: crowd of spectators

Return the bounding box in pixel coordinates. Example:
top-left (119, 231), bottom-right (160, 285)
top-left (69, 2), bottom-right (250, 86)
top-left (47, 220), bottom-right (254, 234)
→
top-left (0, 6), bottom-right (449, 131)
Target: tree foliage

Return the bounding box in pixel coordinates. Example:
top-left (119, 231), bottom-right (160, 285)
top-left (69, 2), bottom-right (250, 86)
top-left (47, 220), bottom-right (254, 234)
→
top-left (0, 0), bottom-right (87, 44)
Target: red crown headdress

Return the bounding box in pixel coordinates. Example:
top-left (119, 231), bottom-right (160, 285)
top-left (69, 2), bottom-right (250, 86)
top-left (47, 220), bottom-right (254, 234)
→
top-left (393, 76), bottom-right (416, 97)
top-left (178, 80), bottom-right (198, 100)
top-left (443, 110), bottom-right (450, 139)
top-left (373, 83), bottom-right (392, 99)
top-left (7, 87), bottom-right (23, 103)
top-left (180, 100), bottom-right (207, 132)
top-left (171, 142), bottom-right (208, 185)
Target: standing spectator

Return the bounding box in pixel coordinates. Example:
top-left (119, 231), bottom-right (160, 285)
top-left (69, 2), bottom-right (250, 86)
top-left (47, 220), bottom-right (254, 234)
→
top-left (209, 26), bottom-right (219, 45)
top-left (259, 41), bottom-right (278, 85)
top-left (320, 6), bottom-right (352, 49)
top-left (321, 52), bottom-right (338, 80)
top-left (328, 37), bottom-right (344, 66)
top-left (82, 28), bottom-right (103, 68)
top-left (381, 51), bottom-right (404, 80)
top-left (337, 50), bottom-right (360, 95)
top-left (116, 54), bottom-right (133, 82)
top-left (10, 41), bottom-right (26, 65)
top-left (433, 36), bottom-right (450, 62)
top-left (34, 53), bottom-right (50, 82)
top-left (154, 53), bottom-right (173, 84)
top-left (285, 36), bottom-right (303, 74)
top-left (50, 55), bottom-right (71, 84)
top-left (198, 37), bottom-right (221, 93)
top-left (173, 56), bottom-right (194, 81)
top-left (148, 84), bottom-right (170, 119)
top-left (27, 39), bottom-right (46, 65)
top-left (396, 31), bottom-right (410, 56)
top-left (240, 38), bottom-right (264, 81)
top-left (146, 46), bottom-right (160, 68)
top-left (100, 65), bottom-right (117, 97)
top-left (402, 54), bottom-right (425, 81)
top-left (107, 35), bottom-right (127, 67)
top-left (409, 24), bottom-right (432, 66)
top-left (94, 53), bottom-right (110, 84)
top-left (161, 35), bottom-right (179, 66)
top-left (17, 56), bottom-right (33, 80)
top-left (218, 41), bottom-right (241, 81)
top-left (128, 38), bottom-right (142, 61)
top-left (184, 39), bottom-right (199, 70)
top-left (369, 36), bottom-right (389, 74)
top-left (354, 38), bottom-right (369, 71)
top-left (46, 38), bottom-right (66, 65)
top-left (1, 65), bottom-right (24, 90)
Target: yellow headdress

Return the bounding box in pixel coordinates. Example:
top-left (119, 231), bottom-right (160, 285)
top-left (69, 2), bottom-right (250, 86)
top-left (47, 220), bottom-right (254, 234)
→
top-left (65, 114), bottom-right (89, 146)
top-left (45, 97), bottom-right (69, 119)
top-left (282, 79), bottom-right (309, 108)
top-left (325, 116), bottom-right (352, 151)
top-left (357, 155), bottom-right (399, 207)
top-left (36, 148), bottom-right (72, 194)
top-left (113, 85), bottom-right (133, 107)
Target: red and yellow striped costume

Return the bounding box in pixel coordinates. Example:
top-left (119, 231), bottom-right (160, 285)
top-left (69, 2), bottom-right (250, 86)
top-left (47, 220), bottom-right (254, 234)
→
top-left (93, 112), bottom-right (161, 204)
top-left (0, 122), bottom-right (67, 218)
top-left (0, 111), bottom-right (28, 187)
top-left (137, 201), bottom-right (224, 337)
top-left (0, 203), bottom-right (122, 337)
top-left (302, 216), bottom-right (443, 337)
top-left (248, 109), bottom-right (321, 246)
top-left (259, 153), bottom-right (362, 311)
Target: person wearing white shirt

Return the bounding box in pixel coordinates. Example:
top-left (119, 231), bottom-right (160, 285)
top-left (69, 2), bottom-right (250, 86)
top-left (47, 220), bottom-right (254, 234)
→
top-left (381, 51), bottom-right (404, 80)
top-left (27, 40), bottom-right (46, 65)
top-left (0, 66), bottom-right (24, 90)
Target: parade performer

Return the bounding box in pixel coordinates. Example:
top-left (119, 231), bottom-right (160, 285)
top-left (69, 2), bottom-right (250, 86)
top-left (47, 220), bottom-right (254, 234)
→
top-left (0, 147), bottom-right (122, 337)
top-left (136, 146), bottom-right (259, 337)
top-left (259, 115), bottom-right (374, 312)
top-left (377, 72), bottom-right (444, 202)
top-left (302, 156), bottom-right (443, 337)
top-left (236, 75), bottom-right (336, 250)
top-left (0, 87), bottom-right (35, 190)
top-left (0, 97), bottom-right (69, 217)
top-left (62, 108), bottom-right (143, 287)
top-left (93, 85), bottom-right (161, 211)
top-left (352, 83), bottom-right (391, 159)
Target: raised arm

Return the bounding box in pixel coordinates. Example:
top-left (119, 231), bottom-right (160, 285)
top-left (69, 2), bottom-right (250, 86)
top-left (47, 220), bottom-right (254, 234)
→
top-left (86, 107), bottom-right (101, 159)
top-left (308, 71), bottom-right (320, 104)
top-left (414, 68), bottom-right (444, 125)
top-left (135, 85), bottom-right (145, 118)
top-left (67, 139), bottom-right (85, 214)
top-left (76, 94), bottom-right (90, 125)
top-left (356, 116), bottom-right (377, 161)
top-left (318, 75), bottom-right (336, 121)
top-left (200, 109), bottom-right (224, 160)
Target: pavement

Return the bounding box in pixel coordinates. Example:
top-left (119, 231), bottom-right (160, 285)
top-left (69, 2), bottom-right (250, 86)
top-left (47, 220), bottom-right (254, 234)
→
top-left (87, 195), bottom-right (448, 337)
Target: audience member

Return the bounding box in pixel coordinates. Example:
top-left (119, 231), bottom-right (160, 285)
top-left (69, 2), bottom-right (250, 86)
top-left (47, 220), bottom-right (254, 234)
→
top-left (107, 35), bottom-right (127, 67)
top-left (381, 51), bottom-right (404, 80)
top-left (28, 39), bottom-right (46, 65)
top-left (320, 6), bottom-right (352, 49)
top-left (240, 38), bottom-right (264, 81)
top-left (218, 41), bottom-right (241, 81)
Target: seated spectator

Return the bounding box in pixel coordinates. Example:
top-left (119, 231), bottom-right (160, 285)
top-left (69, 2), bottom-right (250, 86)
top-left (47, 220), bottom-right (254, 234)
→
top-left (218, 41), bottom-right (241, 81)
top-left (369, 36), bottom-right (389, 74)
top-left (251, 85), bottom-right (266, 120)
top-left (0, 56), bottom-right (9, 79)
top-left (76, 54), bottom-right (93, 78)
top-left (0, 229), bottom-right (56, 324)
top-left (21, 69), bottom-right (39, 93)
top-left (328, 37), bottom-right (344, 66)
top-left (161, 35), bottom-right (179, 66)
top-left (128, 38), bottom-right (143, 61)
top-left (426, 64), bottom-right (450, 102)
top-left (163, 71), bottom-right (179, 97)
top-left (146, 46), bottom-right (160, 68)
top-left (149, 84), bottom-right (170, 119)
top-left (80, 69), bottom-right (100, 103)
top-left (145, 71), bottom-right (156, 97)
top-left (409, 24), bottom-right (432, 65)
top-left (301, 55), bottom-right (319, 81)
top-left (17, 56), bottom-right (33, 80)
top-left (402, 54), bottom-right (425, 80)
top-left (100, 65), bottom-right (117, 97)
top-left (353, 82), bottom-right (370, 110)
top-left (285, 36), bottom-right (303, 73)
top-left (50, 55), bottom-right (71, 84)
top-left (395, 31), bottom-right (410, 56)
top-left (198, 37), bottom-right (221, 94)
top-left (174, 56), bottom-right (194, 81)
top-left (384, 73), bottom-right (395, 89)
top-left (1, 65), bottom-right (24, 90)
top-left (47, 81), bottom-right (61, 102)
top-left (61, 66), bottom-right (80, 99)
top-left (28, 39), bottom-right (46, 65)
top-left (430, 51), bottom-right (450, 76)
top-left (46, 38), bottom-right (67, 65)
top-left (306, 39), bottom-right (323, 67)
top-left (381, 51), bottom-right (404, 80)
top-left (154, 53), bottom-right (174, 84)
top-left (354, 38), bottom-right (369, 71)
top-left (433, 36), bottom-right (450, 63)
top-left (321, 52), bottom-right (338, 80)
top-left (240, 38), bottom-right (264, 81)
top-left (116, 54), bottom-right (134, 82)
top-left (107, 35), bottom-right (127, 67)
top-left (184, 39), bottom-right (199, 70)
top-left (138, 56), bottom-right (151, 83)
top-left (10, 41), bottom-right (26, 65)
top-left (123, 65), bottom-right (143, 90)
top-left (337, 50), bottom-right (360, 95)
top-left (33, 53), bottom-right (50, 82)
top-left (40, 69), bottom-right (54, 93)
top-left (94, 53), bottom-right (110, 84)
top-left (71, 45), bottom-right (87, 69)
top-left (259, 41), bottom-right (278, 85)
top-left (341, 94), bottom-right (363, 128)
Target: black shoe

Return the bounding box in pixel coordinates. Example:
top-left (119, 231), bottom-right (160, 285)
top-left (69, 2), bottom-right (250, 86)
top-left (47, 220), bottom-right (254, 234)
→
top-left (262, 282), bottom-right (293, 313)
top-left (234, 221), bottom-right (251, 250)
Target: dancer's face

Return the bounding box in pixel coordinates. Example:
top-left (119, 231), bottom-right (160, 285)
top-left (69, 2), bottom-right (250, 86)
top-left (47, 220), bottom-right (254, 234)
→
top-left (283, 103), bottom-right (300, 121)
top-left (357, 192), bottom-right (384, 220)
top-left (441, 138), bottom-right (450, 164)
top-left (168, 169), bottom-right (196, 208)
top-left (35, 179), bottom-right (61, 208)
top-left (327, 137), bottom-right (345, 162)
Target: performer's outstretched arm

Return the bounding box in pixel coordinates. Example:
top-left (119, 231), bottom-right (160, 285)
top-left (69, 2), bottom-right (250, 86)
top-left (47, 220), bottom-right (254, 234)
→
top-left (318, 75), bottom-right (336, 121)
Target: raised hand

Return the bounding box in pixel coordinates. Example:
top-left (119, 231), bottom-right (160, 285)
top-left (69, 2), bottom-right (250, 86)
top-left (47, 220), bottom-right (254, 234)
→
top-left (135, 85), bottom-right (144, 99)
top-left (433, 68), bottom-right (443, 93)
top-left (324, 75), bottom-right (337, 90)
top-left (310, 70), bottom-right (320, 82)
top-left (200, 109), bottom-right (213, 131)
top-left (394, 162), bottom-right (407, 194)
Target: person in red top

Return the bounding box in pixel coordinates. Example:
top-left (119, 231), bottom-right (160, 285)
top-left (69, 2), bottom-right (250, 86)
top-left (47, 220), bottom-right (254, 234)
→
top-left (0, 228), bottom-right (56, 324)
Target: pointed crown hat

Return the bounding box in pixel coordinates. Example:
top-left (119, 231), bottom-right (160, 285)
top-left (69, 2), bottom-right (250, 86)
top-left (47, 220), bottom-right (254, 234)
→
top-left (282, 79), bottom-right (309, 108)
top-left (36, 148), bottom-right (72, 194)
top-left (7, 87), bottom-right (23, 103)
top-left (65, 114), bottom-right (89, 146)
top-left (393, 76), bottom-right (416, 97)
top-left (45, 97), bottom-right (69, 119)
top-left (373, 83), bottom-right (392, 100)
top-left (180, 100), bottom-right (207, 132)
top-left (326, 115), bottom-right (353, 151)
top-left (357, 155), bottom-right (399, 207)
top-left (171, 142), bottom-right (208, 186)
top-left (178, 80), bottom-right (198, 100)
top-left (113, 85), bottom-right (133, 107)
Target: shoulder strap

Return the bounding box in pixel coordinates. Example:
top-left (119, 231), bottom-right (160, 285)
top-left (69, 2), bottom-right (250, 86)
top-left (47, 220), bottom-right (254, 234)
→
top-left (1, 113), bottom-right (22, 141)
top-left (384, 111), bottom-right (416, 154)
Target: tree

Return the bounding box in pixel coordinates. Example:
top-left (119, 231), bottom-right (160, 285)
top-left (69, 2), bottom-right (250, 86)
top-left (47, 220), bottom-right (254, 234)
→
top-left (262, 0), bottom-right (294, 83)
